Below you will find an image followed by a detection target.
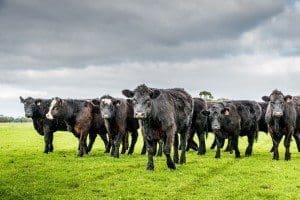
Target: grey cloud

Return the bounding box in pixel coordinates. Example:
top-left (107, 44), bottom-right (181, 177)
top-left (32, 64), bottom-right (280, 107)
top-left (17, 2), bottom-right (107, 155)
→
top-left (0, 0), bottom-right (287, 69)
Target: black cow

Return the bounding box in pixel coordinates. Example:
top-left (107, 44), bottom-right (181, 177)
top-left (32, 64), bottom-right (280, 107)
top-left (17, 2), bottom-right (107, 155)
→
top-left (122, 84), bottom-right (193, 170)
top-left (98, 95), bottom-right (139, 158)
top-left (20, 96), bottom-right (68, 153)
top-left (227, 100), bottom-right (262, 156)
top-left (202, 102), bottom-right (241, 158)
top-left (292, 96), bottom-right (300, 152)
top-left (46, 97), bottom-right (108, 156)
top-left (262, 90), bottom-right (297, 160)
top-left (187, 98), bottom-right (208, 155)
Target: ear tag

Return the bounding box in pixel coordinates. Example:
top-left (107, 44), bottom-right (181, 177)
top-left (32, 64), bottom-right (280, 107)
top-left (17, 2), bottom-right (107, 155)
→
top-left (37, 102), bottom-right (41, 106)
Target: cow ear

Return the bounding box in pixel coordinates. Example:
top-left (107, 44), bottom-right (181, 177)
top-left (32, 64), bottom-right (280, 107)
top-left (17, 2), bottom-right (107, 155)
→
top-left (262, 96), bottom-right (270, 102)
top-left (91, 99), bottom-right (100, 106)
top-left (113, 100), bottom-right (121, 106)
top-left (150, 89), bottom-right (160, 99)
top-left (221, 107), bottom-right (230, 115)
top-left (56, 98), bottom-right (63, 106)
top-left (201, 110), bottom-right (210, 116)
top-left (20, 96), bottom-right (25, 103)
top-left (122, 89), bottom-right (134, 98)
top-left (284, 95), bottom-right (293, 102)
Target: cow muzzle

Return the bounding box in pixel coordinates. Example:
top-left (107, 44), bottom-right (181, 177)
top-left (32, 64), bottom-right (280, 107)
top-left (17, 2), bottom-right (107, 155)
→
top-left (102, 114), bottom-right (110, 119)
top-left (135, 112), bottom-right (146, 119)
top-left (273, 111), bottom-right (283, 117)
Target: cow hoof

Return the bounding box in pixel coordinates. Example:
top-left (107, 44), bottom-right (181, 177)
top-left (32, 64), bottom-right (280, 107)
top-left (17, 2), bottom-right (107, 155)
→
top-left (43, 151), bottom-right (49, 154)
top-left (167, 162), bottom-right (176, 170)
top-left (273, 156), bottom-right (279, 160)
top-left (173, 157), bottom-right (179, 164)
top-left (285, 153), bottom-right (291, 161)
top-left (179, 157), bottom-right (186, 164)
top-left (146, 165), bottom-right (154, 171)
top-left (235, 153), bottom-right (241, 158)
top-left (197, 151), bottom-right (205, 155)
top-left (215, 155), bottom-right (220, 159)
top-left (113, 153), bottom-right (119, 158)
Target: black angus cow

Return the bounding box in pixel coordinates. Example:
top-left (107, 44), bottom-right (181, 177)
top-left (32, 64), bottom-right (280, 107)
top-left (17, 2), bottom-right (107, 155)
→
top-left (20, 96), bottom-right (68, 153)
top-left (209, 100), bottom-right (262, 156)
top-left (98, 95), bottom-right (139, 158)
top-left (46, 97), bottom-right (108, 156)
top-left (186, 98), bottom-right (208, 155)
top-left (292, 96), bottom-right (300, 152)
top-left (123, 84), bottom-right (193, 170)
top-left (262, 90), bottom-right (297, 160)
top-left (228, 100), bottom-right (262, 156)
top-left (202, 102), bottom-right (241, 158)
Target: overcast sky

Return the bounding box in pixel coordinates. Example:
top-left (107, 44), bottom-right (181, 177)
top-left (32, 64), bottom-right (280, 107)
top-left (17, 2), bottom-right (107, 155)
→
top-left (1, 0), bottom-right (300, 117)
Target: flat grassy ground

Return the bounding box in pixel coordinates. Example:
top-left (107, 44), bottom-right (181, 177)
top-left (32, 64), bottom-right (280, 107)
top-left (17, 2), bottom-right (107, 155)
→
top-left (0, 123), bottom-right (300, 200)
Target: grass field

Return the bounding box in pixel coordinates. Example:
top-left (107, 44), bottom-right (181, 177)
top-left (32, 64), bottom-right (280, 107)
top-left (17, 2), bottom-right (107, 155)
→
top-left (1, 123), bottom-right (300, 200)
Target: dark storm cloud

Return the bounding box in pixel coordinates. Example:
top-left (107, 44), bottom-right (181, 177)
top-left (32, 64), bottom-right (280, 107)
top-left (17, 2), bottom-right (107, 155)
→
top-left (0, 0), bottom-right (286, 69)
top-left (1, 0), bottom-right (300, 117)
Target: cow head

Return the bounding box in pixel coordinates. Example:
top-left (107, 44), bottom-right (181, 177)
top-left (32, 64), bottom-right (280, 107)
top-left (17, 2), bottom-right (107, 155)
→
top-left (262, 90), bottom-right (291, 118)
top-left (20, 96), bottom-right (42, 118)
top-left (99, 95), bottom-right (120, 119)
top-left (46, 97), bottom-right (66, 120)
top-left (202, 103), bottom-right (230, 131)
top-left (122, 84), bottom-right (160, 119)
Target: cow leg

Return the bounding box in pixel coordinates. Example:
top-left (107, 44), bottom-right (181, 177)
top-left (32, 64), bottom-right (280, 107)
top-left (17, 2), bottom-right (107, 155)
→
top-left (293, 132), bottom-right (300, 152)
top-left (128, 130), bottom-right (138, 155)
top-left (121, 132), bottom-right (129, 154)
top-left (232, 132), bottom-right (241, 158)
top-left (43, 132), bottom-right (51, 154)
top-left (224, 137), bottom-right (232, 152)
top-left (48, 132), bottom-right (54, 152)
top-left (271, 133), bottom-right (282, 160)
top-left (186, 131), bottom-right (197, 151)
top-left (146, 139), bottom-right (155, 170)
top-left (210, 137), bottom-right (217, 149)
top-left (99, 132), bottom-right (109, 149)
top-left (141, 141), bottom-right (147, 155)
top-left (87, 133), bottom-right (97, 153)
top-left (284, 131), bottom-right (293, 161)
top-left (113, 132), bottom-right (124, 158)
top-left (179, 132), bottom-right (187, 164)
top-left (164, 126), bottom-right (176, 170)
top-left (173, 133), bottom-right (179, 163)
top-left (78, 132), bottom-right (88, 157)
top-left (215, 135), bottom-right (222, 159)
top-left (245, 132), bottom-right (255, 157)
top-left (157, 140), bottom-right (163, 157)
top-left (197, 131), bottom-right (206, 155)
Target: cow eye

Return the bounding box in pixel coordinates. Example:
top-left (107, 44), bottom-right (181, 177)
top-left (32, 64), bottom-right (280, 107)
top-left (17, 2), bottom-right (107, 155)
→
top-left (133, 99), bottom-right (138, 104)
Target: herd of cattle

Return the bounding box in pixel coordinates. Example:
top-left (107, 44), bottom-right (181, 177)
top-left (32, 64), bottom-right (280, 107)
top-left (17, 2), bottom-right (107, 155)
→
top-left (19, 84), bottom-right (300, 170)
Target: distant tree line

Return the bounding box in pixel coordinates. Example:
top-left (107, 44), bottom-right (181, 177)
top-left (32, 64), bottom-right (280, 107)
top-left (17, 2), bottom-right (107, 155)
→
top-left (0, 115), bottom-right (32, 123)
top-left (199, 90), bottom-right (229, 102)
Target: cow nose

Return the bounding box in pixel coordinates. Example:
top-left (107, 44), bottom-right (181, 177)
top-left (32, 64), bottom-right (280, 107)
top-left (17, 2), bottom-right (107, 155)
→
top-left (135, 112), bottom-right (145, 119)
top-left (103, 114), bottom-right (110, 119)
top-left (274, 111), bottom-right (283, 117)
